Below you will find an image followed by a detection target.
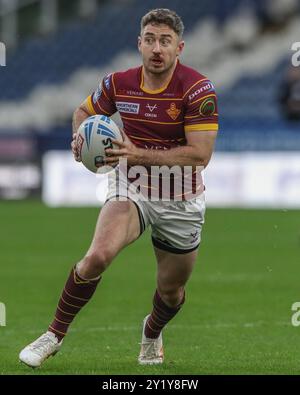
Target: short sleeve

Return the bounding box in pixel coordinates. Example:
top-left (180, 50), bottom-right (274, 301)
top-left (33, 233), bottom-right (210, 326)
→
top-left (86, 73), bottom-right (117, 116)
top-left (183, 79), bottom-right (219, 132)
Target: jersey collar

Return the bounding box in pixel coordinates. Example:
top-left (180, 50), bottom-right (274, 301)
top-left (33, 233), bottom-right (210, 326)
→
top-left (140, 59), bottom-right (179, 94)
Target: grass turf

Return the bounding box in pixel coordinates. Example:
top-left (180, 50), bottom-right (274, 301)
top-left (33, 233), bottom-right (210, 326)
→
top-left (0, 201), bottom-right (299, 374)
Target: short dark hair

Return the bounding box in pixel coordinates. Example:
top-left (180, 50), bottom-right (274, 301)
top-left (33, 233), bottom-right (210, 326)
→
top-left (140, 8), bottom-right (184, 38)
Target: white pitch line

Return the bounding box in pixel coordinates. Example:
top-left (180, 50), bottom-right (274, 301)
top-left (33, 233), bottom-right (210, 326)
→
top-left (1, 320), bottom-right (290, 336)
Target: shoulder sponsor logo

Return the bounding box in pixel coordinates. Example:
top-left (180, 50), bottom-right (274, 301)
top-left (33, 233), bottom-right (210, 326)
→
top-left (199, 97), bottom-right (216, 116)
top-left (93, 83), bottom-right (103, 104)
top-left (116, 101), bottom-right (140, 114)
top-left (166, 102), bottom-right (181, 120)
top-left (188, 82), bottom-right (214, 101)
top-left (104, 74), bottom-right (112, 90)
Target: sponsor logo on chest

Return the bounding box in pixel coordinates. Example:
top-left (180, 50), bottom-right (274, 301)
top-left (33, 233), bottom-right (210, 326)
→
top-left (117, 89), bottom-right (144, 96)
top-left (145, 103), bottom-right (158, 118)
top-left (116, 101), bottom-right (140, 114)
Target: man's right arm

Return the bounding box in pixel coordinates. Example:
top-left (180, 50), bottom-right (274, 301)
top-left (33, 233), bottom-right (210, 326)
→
top-left (71, 74), bottom-right (117, 161)
top-left (71, 99), bottom-right (94, 161)
top-left (72, 99), bottom-right (93, 136)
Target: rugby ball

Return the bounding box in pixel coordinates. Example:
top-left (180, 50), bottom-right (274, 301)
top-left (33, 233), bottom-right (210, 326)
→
top-left (77, 115), bottom-right (123, 174)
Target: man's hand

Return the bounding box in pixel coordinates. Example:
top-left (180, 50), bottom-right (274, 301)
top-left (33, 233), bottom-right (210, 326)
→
top-left (105, 131), bottom-right (142, 166)
top-left (71, 100), bottom-right (93, 162)
top-left (71, 133), bottom-right (82, 162)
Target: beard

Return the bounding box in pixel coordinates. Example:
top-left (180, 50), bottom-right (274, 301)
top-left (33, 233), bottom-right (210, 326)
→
top-left (144, 57), bottom-right (175, 76)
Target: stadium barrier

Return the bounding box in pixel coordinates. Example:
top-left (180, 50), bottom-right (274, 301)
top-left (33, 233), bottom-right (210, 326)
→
top-left (42, 151), bottom-right (300, 208)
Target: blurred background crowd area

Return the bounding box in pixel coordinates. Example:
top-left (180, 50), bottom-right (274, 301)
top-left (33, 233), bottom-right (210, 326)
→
top-left (0, 0), bottom-right (299, 206)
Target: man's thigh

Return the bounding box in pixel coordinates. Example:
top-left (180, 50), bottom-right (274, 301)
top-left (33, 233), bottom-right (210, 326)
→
top-left (87, 199), bottom-right (142, 256)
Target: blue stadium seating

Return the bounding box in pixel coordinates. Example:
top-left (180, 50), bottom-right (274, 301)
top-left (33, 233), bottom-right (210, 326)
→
top-left (217, 57), bottom-right (300, 151)
top-left (1, 0), bottom-right (266, 101)
top-left (0, 0), bottom-right (299, 152)
top-left (0, 0), bottom-right (221, 101)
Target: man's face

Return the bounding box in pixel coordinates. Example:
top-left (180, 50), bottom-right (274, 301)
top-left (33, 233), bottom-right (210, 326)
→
top-left (138, 23), bottom-right (184, 75)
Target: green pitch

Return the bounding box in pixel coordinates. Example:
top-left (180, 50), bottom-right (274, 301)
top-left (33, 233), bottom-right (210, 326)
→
top-left (0, 201), bottom-right (299, 375)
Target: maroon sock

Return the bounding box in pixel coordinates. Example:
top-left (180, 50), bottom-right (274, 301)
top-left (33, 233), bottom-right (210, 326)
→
top-left (48, 266), bottom-right (101, 341)
top-left (144, 290), bottom-right (185, 339)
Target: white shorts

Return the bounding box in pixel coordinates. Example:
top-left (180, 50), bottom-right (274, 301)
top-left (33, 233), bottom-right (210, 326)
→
top-left (105, 170), bottom-right (206, 254)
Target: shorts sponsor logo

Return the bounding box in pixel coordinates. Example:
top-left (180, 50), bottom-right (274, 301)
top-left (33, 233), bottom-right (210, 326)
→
top-left (166, 102), bottom-right (181, 120)
top-left (189, 82), bottom-right (214, 101)
top-left (190, 230), bottom-right (199, 243)
top-left (116, 102), bottom-right (140, 114)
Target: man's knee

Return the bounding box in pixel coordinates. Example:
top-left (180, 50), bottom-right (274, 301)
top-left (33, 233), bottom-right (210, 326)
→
top-left (81, 248), bottom-right (114, 275)
top-left (157, 285), bottom-right (185, 308)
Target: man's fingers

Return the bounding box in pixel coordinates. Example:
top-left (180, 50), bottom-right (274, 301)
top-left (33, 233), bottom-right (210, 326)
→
top-left (119, 129), bottom-right (127, 142)
top-left (104, 160), bottom-right (119, 167)
top-left (105, 148), bottom-right (127, 156)
top-left (111, 141), bottom-right (123, 148)
top-left (105, 148), bottom-right (119, 156)
top-left (71, 136), bottom-right (82, 162)
top-left (105, 156), bottom-right (120, 163)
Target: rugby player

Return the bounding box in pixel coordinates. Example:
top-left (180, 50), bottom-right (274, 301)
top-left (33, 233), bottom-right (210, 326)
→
top-left (19, 8), bottom-right (218, 367)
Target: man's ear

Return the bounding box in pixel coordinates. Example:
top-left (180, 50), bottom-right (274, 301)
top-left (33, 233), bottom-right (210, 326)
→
top-left (138, 36), bottom-right (142, 52)
top-left (176, 40), bottom-right (185, 56)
